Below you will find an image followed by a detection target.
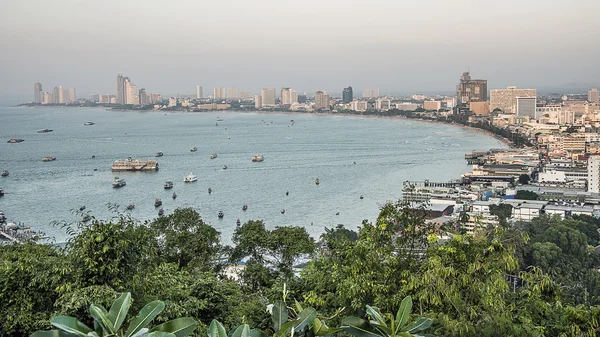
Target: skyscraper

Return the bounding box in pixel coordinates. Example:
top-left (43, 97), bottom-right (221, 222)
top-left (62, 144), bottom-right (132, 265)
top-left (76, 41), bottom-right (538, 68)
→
top-left (33, 82), bottom-right (43, 103)
top-left (490, 86), bottom-right (536, 114)
top-left (589, 88), bottom-right (600, 104)
top-left (116, 74), bottom-right (129, 105)
top-left (456, 71), bottom-right (487, 110)
top-left (213, 88), bottom-right (226, 100)
top-left (139, 88), bottom-right (151, 105)
top-left (343, 86), bottom-right (353, 103)
top-left (69, 88), bottom-right (76, 102)
top-left (226, 88), bottom-right (238, 99)
top-left (314, 91), bottom-right (330, 110)
top-left (261, 88), bottom-right (276, 107)
top-left (43, 92), bottom-right (53, 104)
top-left (280, 88), bottom-right (291, 105)
top-left (125, 79), bottom-right (138, 105)
top-left (362, 88), bottom-right (379, 98)
top-left (196, 85), bottom-right (203, 99)
top-left (255, 95), bottom-right (262, 109)
top-left (53, 87), bottom-right (60, 104)
top-left (58, 87), bottom-right (70, 104)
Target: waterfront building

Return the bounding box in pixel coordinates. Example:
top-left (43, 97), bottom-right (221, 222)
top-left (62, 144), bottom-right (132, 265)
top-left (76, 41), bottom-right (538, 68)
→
top-left (443, 97), bottom-right (456, 109)
top-left (423, 100), bottom-right (441, 111)
top-left (362, 88), bottom-right (380, 98)
top-left (280, 88), bottom-right (292, 105)
top-left (116, 74), bottom-right (129, 105)
top-left (376, 98), bottom-right (392, 111)
top-left (261, 88), bottom-right (276, 107)
top-left (53, 87), bottom-right (60, 104)
top-left (151, 93), bottom-right (162, 104)
top-left (352, 100), bottom-right (369, 111)
top-left (58, 87), bottom-right (70, 104)
top-left (213, 88), bottom-right (226, 100)
top-left (456, 71), bottom-right (487, 109)
top-left (139, 88), bottom-right (151, 105)
top-left (470, 101), bottom-right (490, 115)
top-left (490, 86), bottom-right (537, 114)
top-left (412, 94), bottom-right (426, 101)
top-left (516, 97), bottom-right (537, 119)
top-left (396, 102), bottom-right (419, 111)
top-left (255, 95), bottom-right (262, 109)
top-left (43, 92), bottom-right (53, 104)
top-left (69, 88), bottom-right (76, 102)
top-left (33, 82), bottom-right (42, 103)
top-left (90, 94), bottom-right (100, 102)
top-left (587, 155), bottom-right (600, 193)
top-left (196, 85), bottom-right (203, 99)
top-left (589, 88), bottom-right (600, 104)
top-left (240, 91), bottom-right (251, 99)
top-left (226, 88), bottom-right (238, 99)
top-left (125, 79), bottom-right (138, 105)
top-left (314, 91), bottom-right (329, 110)
top-left (343, 86), bottom-right (353, 103)
top-left (168, 97), bottom-right (177, 107)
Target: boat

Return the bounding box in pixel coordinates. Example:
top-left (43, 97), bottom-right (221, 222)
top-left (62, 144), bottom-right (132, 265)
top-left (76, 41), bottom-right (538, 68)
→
top-left (79, 206), bottom-right (86, 211)
top-left (37, 129), bottom-right (53, 133)
top-left (112, 158), bottom-right (159, 171)
top-left (127, 204), bottom-right (135, 210)
top-left (242, 204), bottom-right (248, 211)
top-left (286, 191), bottom-right (289, 196)
top-left (92, 155), bottom-right (96, 158)
top-left (172, 192), bottom-right (177, 199)
top-left (215, 122), bottom-right (219, 126)
top-left (236, 219), bottom-right (241, 226)
top-left (156, 151), bottom-right (164, 157)
top-left (84, 122), bottom-right (95, 126)
top-left (217, 118), bottom-right (224, 122)
top-left (252, 155), bottom-right (264, 162)
top-left (164, 180), bottom-right (174, 189)
top-left (154, 199), bottom-right (162, 207)
top-left (210, 153), bottom-right (218, 159)
top-left (1, 170), bottom-right (8, 177)
top-left (315, 178), bottom-right (320, 185)
top-left (208, 187), bottom-right (212, 194)
top-left (227, 136), bottom-right (231, 139)
top-left (7, 139), bottom-right (24, 143)
top-left (218, 211), bottom-right (224, 218)
top-left (360, 195), bottom-right (364, 199)
top-left (158, 209), bottom-right (164, 216)
top-left (190, 147), bottom-right (197, 152)
top-left (183, 173), bottom-right (197, 182)
top-left (82, 214), bottom-right (91, 222)
top-left (281, 209), bottom-right (285, 214)
top-left (112, 177), bottom-right (126, 188)
top-left (42, 156), bottom-right (56, 162)
top-left (222, 165), bottom-right (228, 170)
top-left (0, 188), bottom-right (4, 197)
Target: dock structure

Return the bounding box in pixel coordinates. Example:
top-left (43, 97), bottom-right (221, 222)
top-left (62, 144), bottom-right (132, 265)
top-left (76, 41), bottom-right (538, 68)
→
top-left (112, 158), bottom-right (159, 172)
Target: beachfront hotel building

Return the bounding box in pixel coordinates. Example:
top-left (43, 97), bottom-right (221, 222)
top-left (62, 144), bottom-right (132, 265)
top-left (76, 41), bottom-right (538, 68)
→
top-left (490, 86), bottom-right (537, 114)
top-left (456, 72), bottom-right (487, 110)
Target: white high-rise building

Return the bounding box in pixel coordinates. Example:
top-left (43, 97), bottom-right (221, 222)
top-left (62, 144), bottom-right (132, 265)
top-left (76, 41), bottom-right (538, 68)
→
top-left (255, 95), bottom-right (262, 109)
top-left (261, 88), bottom-right (276, 107)
top-left (69, 88), bottom-right (76, 102)
top-left (588, 155), bottom-right (600, 193)
top-left (58, 87), bottom-right (70, 104)
top-left (43, 92), bottom-right (53, 104)
top-left (226, 88), bottom-right (238, 99)
top-left (589, 88), bottom-right (600, 104)
top-left (280, 88), bottom-right (298, 105)
top-left (363, 88), bottom-right (380, 98)
top-left (240, 91), bottom-right (251, 99)
top-left (34, 82), bottom-right (43, 103)
top-left (490, 86), bottom-right (537, 114)
top-left (314, 91), bottom-right (330, 110)
top-left (196, 85), bottom-right (203, 99)
top-left (125, 80), bottom-right (139, 105)
top-left (214, 88), bottom-right (226, 100)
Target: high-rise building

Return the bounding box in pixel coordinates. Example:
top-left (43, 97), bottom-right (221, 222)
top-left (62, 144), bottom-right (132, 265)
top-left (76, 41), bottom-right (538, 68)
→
top-left (240, 91), bottom-right (251, 99)
top-left (516, 97), bottom-right (537, 119)
top-left (490, 86), bottom-right (536, 114)
top-left (168, 97), bottom-right (177, 107)
top-left (90, 94), bottom-right (100, 102)
top-left (34, 82), bottom-right (43, 103)
top-left (589, 88), bottom-right (600, 104)
top-left (280, 88), bottom-right (292, 105)
top-left (588, 155), bottom-right (600, 193)
top-left (69, 88), bottom-right (76, 102)
top-left (139, 89), bottom-right (151, 105)
top-left (125, 79), bottom-right (139, 105)
top-left (116, 74), bottom-right (129, 104)
top-left (53, 87), bottom-right (60, 104)
top-left (261, 88), bottom-right (276, 107)
top-left (456, 72), bottom-right (487, 109)
top-left (343, 86), bottom-right (353, 103)
top-left (255, 95), bottom-right (263, 109)
top-left (362, 88), bottom-right (379, 98)
top-left (314, 91), bottom-right (330, 110)
top-left (213, 88), bottom-right (226, 100)
top-left (226, 88), bottom-right (238, 99)
top-left (423, 101), bottom-right (441, 111)
top-left (151, 93), bottom-right (162, 104)
top-left (290, 89), bottom-right (298, 104)
top-left (43, 92), bottom-right (53, 104)
top-left (196, 85), bottom-right (203, 99)
top-left (58, 87), bottom-right (70, 104)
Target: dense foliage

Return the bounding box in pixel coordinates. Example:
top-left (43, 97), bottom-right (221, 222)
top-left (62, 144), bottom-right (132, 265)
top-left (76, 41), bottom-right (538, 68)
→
top-left (2, 205), bottom-right (600, 337)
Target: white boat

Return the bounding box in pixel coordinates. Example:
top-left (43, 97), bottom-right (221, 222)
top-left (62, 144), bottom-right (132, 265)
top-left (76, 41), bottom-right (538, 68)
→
top-left (183, 173), bottom-right (197, 182)
top-left (113, 177), bottom-right (126, 188)
top-left (84, 122), bottom-right (95, 126)
top-left (210, 153), bottom-right (217, 159)
top-left (252, 155), bottom-right (264, 162)
top-left (190, 147), bottom-right (197, 152)
top-left (42, 156), bottom-right (56, 162)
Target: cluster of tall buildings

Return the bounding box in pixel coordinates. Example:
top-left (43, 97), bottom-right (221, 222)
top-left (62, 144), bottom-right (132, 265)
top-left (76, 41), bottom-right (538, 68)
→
top-left (33, 82), bottom-right (77, 104)
top-left (116, 74), bottom-right (154, 105)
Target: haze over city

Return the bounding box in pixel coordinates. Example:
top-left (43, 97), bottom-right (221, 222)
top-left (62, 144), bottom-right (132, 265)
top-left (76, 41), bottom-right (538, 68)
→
top-left (1, 0), bottom-right (599, 98)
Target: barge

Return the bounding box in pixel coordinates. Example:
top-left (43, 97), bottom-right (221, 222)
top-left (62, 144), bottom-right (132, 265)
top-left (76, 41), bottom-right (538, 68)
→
top-left (112, 157), bottom-right (159, 172)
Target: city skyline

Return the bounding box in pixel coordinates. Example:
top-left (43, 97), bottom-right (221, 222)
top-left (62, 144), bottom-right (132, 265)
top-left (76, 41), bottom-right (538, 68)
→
top-left (1, 0), bottom-right (599, 98)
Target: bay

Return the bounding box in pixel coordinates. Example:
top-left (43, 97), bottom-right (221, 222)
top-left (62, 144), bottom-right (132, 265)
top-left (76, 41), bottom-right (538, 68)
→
top-left (0, 106), bottom-right (505, 243)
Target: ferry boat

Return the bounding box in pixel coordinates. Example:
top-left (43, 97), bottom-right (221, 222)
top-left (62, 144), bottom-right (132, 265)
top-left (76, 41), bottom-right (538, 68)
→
top-left (112, 158), bottom-right (159, 171)
top-left (218, 211), bottom-right (224, 218)
top-left (127, 204), bottom-right (135, 210)
top-left (1, 170), bottom-right (8, 177)
top-left (183, 173), bottom-right (197, 182)
top-left (42, 156), bottom-right (56, 162)
top-left (242, 204), bottom-right (248, 211)
top-left (84, 122), bottom-right (95, 126)
top-left (37, 129), bottom-right (53, 133)
top-left (154, 199), bottom-right (162, 207)
top-left (164, 180), bottom-right (173, 189)
top-left (252, 155), bottom-right (264, 162)
top-left (156, 151), bottom-right (164, 157)
top-left (190, 147), bottom-right (198, 152)
top-left (210, 153), bottom-right (217, 159)
top-left (113, 177), bottom-right (126, 188)
top-left (7, 139), bottom-right (24, 143)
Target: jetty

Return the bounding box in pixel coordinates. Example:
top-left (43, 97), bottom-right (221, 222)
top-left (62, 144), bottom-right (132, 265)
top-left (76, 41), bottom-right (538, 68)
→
top-left (112, 157), bottom-right (159, 172)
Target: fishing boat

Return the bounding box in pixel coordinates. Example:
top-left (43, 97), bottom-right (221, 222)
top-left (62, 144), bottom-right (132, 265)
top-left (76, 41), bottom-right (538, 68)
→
top-left (242, 204), bottom-right (248, 211)
top-left (112, 177), bottom-right (126, 188)
top-left (158, 209), bottom-right (164, 216)
top-left (42, 156), bottom-right (56, 162)
top-left (172, 192), bottom-right (177, 199)
top-left (37, 128), bottom-right (53, 133)
top-left (315, 178), bottom-right (320, 185)
top-left (84, 122), bottom-right (95, 126)
top-left (190, 147), bottom-right (197, 152)
top-left (1, 170), bottom-right (8, 177)
top-left (210, 153), bottom-right (217, 159)
top-left (127, 204), bottom-right (135, 210)
top-left (156, 151), bottom-right (164, 157)
top-left (252, 155), bottom-right (264, 162)
top-left (183, 173), bottom-right (197, 182)
top-left (218, 211), bottom-right (224, 218)
top-left (164, 180), bottom-right (174, 189)
top-left (154, 199), bottom-right (162, 207)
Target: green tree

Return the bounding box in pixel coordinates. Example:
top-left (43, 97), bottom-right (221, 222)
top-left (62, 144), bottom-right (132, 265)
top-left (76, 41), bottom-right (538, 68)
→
top-left (515, 190), bottom-right (538, 200)
top-left (518, 174), bottom-right (531, 185)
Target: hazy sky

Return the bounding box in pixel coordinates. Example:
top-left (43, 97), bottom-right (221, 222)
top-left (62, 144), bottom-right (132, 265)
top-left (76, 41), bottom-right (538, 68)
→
top-left (1, 0), bottom-right (599, 98)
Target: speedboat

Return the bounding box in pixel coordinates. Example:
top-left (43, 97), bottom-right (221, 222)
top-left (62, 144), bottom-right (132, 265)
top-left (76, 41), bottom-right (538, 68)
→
top-left (252, 155), bottom-right (264, 162)
top-left (158, 208), bottom-right (164, 216)
top-left (127, 204), bottom-right (135, 210)
top-left (164, 180), bottom-right (173, 189)
top-left (218, 211), bottom-right (224, 218)
top-left (42, 156), bottom-right (56, 162)
top-left (154, 199), bottom-right (162, 207)
top-left (37, 129), bottom-right (53, 133)
top-left (190, 147), bottom-right (197, 152)
top-left (242, 204), bottom-right (248, 211)
top-left (1, 170), bottom-right (8, 177)
top-left (222, 165), bottom-right (228, 170)
top-left (156, 151), bottom-right (164, 157)
top-left (84, 122), bottom-right (95, 126)
top-left (183, 173), bottom-right (197, 182)
top-left (315, 178), bottom-right (320, 185)
top-left (281, 209), bottom-right (285, 214)
top-left (172, 192), bottom-right (177, 199)
top-left (7, 139), bottom-right (24, 143)
top-left (360, 195), bottom-right (364, 199)
top-left (113, 177), bottom-right (126, 188)
top-left (210, 153), bottom-right (217, 159)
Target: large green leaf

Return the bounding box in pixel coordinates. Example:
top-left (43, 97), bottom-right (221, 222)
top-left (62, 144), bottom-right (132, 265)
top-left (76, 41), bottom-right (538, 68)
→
top-left (90, 304), bottom-right (115, 335)
top-left (403, 318), bottom-right (432, 333)
top-left (293, 308), bottom-right (317, 331)
top-left (365, 306), bottom-right (386, 328)
top-left (395, 296), bottom-right (412, 331)
top-left (139, 332), bottom-right (176, 337)
top-left (272, 301), bottom-right (288, 333)
top-left (248, 329), bottom-right (269, 337)
top-left (50, 316), bottom-right (93, 337)
top-left (230, 324), bottom-right (250, 337)
top-left (108, 292), bottom-right (132, 332)
top-left (124, 301), bottom-right (166, 337)
top-left (31, 330), bottom-right (76, 337)
top-left (208, 320), bottom-right (228, 337)
top-left (340, 317), bottom-right (382, 337)
top-left (278, 321), bottom-right (295, 337)
top-left (150, 318), bottom-right (197, 337)
top-left (312, 319), bottom-right (341, 336)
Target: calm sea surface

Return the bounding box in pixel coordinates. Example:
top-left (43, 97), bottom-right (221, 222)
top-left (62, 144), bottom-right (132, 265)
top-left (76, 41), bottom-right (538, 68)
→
top-left (0, 106), bottom-right (505, 243)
